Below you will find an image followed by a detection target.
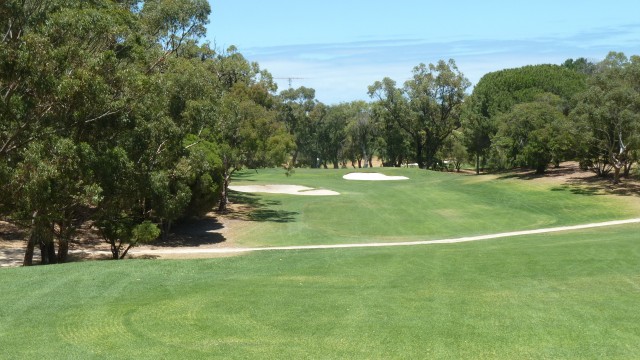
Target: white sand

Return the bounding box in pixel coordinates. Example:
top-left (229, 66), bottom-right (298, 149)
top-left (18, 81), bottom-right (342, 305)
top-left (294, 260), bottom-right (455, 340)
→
top-left (228, 184), bottom-right (339, 196)
top-left (343, 172), bottom-right (409, 181)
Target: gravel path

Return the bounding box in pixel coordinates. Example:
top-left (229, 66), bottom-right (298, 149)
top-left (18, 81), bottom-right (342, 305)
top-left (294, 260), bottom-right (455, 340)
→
top-left (130, 218), bottom-right (640, 256)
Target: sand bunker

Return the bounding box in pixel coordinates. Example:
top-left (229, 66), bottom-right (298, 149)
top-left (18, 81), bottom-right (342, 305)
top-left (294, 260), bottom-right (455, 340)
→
top-left (343, 172), bottom-right (409, 181)
top-left (228, 184), bottom-right (339, 196)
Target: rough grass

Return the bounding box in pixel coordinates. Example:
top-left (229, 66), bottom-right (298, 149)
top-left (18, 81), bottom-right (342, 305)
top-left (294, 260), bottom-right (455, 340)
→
top-left (227, 168), bottom-right (640, 246)
top-left (1, 224), bottom-right (639, 359)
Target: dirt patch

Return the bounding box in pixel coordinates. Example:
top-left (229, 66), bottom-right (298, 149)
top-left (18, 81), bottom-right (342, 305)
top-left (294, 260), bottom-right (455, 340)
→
top-left (0, 212), bottom-right (243, 268)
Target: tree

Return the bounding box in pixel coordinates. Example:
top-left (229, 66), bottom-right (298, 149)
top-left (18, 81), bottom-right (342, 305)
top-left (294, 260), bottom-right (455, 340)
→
top-left (369, 60), bottom-right (470, 169)
top-left (464, 64), bottom-right (587, 173)
top-left (404, 60), bottom-right (470, 169)
top-left (562, 57), bottom-right (597, 75)
top-left (10, 138), bottom-right (100, 265)
top-left (317, 103), bottom-right (348, 168)
top-left (278, 86), bottom-right (318, 167)
top-left (493, 94), bottom-right (570, 174)
top-left (438, 130), bottom-right (468, 172)
top-left (461, 96), bottom-right (494, 174)
top-left (345, 101), bottom-right (377, 168)
top-left (215, 83), bottom-right (293, 212)
top-left (368, 78), bottom-right (411, 167)
top-left (1, 0), bottom-right (223, 264)
top-left (572, 52), bottom-right (640, 183)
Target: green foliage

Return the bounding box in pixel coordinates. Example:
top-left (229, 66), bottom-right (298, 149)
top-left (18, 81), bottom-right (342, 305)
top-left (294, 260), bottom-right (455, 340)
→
top-left (571, 52), bottom-right (640, 182)
top-left (0, 0), bottom-right (299, 260)
top-left (472, 64), bottom-right (587, 119)
top-left (493, 94), bottom-right (571, 173)
top-left (437, 130), bottom-right (467, 171)
top-left (131, 221), bottom-right (161, 243)
top-left (369, 60), bottom-right (470, 168)
top-left (368, 78), bottom-right (411, 166)
top-left (465, 64), bottom-right (588, 173)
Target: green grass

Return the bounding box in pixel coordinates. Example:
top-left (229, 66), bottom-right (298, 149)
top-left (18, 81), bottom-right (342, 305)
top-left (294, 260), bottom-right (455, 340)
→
top-left (228, 168), bottom-right (640, 246)
top-left (3, 168), bottom-right (639, 358)
top-left (1, 224), bottom-right (640, 359)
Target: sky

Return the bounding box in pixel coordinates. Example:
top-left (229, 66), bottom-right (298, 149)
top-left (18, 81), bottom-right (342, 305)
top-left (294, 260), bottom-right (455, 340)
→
top-left (206, 0), bottom-right (640, 104)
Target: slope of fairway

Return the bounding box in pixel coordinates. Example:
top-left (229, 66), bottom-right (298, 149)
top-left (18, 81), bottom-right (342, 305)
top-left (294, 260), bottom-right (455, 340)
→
top-left (227, 168), bottom-right (640, 247)
top-left (1, 224), bottom-right (640, 359)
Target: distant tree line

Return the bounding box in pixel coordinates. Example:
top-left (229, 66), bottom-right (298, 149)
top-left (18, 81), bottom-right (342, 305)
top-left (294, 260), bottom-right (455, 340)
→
top-left (2, 1), bottom-right (639, 266)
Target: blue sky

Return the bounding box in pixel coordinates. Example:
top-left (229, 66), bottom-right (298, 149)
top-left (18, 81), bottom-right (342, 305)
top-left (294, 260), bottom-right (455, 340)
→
top-left (206, 0), bottom-right (640, 104)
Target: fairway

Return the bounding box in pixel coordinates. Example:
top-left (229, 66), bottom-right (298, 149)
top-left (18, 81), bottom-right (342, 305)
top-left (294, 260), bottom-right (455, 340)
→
top-left (1, 224), bottom-right (640, 359)
top-left (226, 168), bottom-right (640, 247)
top-left (3, 167), bottom-right (640, 358)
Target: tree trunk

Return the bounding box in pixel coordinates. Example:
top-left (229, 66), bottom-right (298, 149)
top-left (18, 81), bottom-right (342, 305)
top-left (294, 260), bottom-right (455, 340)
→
top-left (161, 220), bottom-right (171, 242)
top-left (623, 162), bottom-right (633, 177)
top-left (57, 239), bottom-right (69, 264)
top-left (23, 212), bottom-right (40, 266)
top-left (23, 235), bottom-right (36, 266)
top-left (218, 168), bottom-right (230, 212)
top-left (109, 240), bottom-right (120, 260)
top-left (120, 244), bottom-right (133, 259)
top-left (475, 153), bottom-right (480, 175)
top-left (613, 166), bottom-right (621, 184)
top-left (415, 136), bottom-right (424, 168)
top-left (39, 240), bottom-right (57, 265)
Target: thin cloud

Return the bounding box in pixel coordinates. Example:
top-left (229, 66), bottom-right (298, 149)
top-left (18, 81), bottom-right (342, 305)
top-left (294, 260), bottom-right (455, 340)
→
top-left (241, 23), bottom-right (640, 104)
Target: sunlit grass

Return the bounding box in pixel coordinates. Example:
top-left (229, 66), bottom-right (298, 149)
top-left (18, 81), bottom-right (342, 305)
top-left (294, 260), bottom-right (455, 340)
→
top-left (227, 168), bottom-right (640, 246)
top-left (1, 224), bottom-right (640, 358)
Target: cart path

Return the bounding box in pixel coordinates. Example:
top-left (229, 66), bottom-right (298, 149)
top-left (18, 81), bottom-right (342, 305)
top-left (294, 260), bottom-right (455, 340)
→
top-left (129, 218), bottom-right (640, 256)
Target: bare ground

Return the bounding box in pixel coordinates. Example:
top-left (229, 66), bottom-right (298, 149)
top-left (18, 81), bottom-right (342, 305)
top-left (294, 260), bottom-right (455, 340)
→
top-left (2, 162), bottom-right (640, 268)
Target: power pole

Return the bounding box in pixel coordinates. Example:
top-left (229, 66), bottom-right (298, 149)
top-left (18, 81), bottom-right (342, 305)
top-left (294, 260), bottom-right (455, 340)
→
top-left (274, 77), bottom-right (307, 89)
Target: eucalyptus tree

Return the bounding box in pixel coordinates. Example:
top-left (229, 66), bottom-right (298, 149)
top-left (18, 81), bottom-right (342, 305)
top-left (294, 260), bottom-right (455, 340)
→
top-left (209, 49), bottom-right (293, 211)
top-left (317, 102), bottom-right (366, 168)
top-left (572, 52), bottom-right (640, 183)
top-left (461, 96), bottom-right (494, 174)
top-left (404, 60), bottom-right (470, 169)
top-left (368, 78), bottom-right (411, 166)
top-left (278, 86), bottom-right (319, 166)
top-left (369, 60), bottom-right (469, 169)
top-left (344, 101), bottom-right (377, 168)
top-left (438, 130), bottom-right (467, 172)
top-left (1, 0), bottom-right (148, 263)
top-left (494, 94), bottom-right (571, 174)
top-left (1, 0), bottom-right (215, 263)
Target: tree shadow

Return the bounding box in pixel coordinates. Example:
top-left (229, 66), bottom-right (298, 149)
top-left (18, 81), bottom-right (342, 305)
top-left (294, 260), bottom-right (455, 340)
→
top-left (152, 216), bottom-right (226, 247)
top-left (496, 166), bottom-right (582, 181)
top-left (549, 185), bottom-right (601, 196)
top-left (225, 192), bottom-right (299, 223)
top-left (230, 171), bottom-right (259, 182)
top-left (496, 163), bottom-right (640, 197)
